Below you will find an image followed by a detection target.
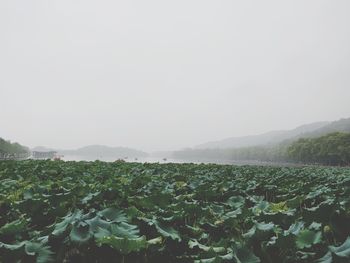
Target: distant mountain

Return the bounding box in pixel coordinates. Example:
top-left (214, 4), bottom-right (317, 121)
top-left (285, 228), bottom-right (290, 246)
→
top-left (60, 145), bottom-right (148, 159)
top-left (196, 121), bottom-right (330, 149)
top-left (298, 118), bottom-right (350, 138)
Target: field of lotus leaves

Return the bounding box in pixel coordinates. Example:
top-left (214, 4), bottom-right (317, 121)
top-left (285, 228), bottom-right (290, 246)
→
top-left (1, 160), bottom-right (350, 263)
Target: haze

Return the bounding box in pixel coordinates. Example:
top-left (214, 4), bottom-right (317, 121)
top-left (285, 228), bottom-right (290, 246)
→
top-left (1, 0), bottom-right (350, 152)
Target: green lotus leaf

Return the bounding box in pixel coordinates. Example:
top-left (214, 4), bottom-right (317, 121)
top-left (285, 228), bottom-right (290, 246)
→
top-left (0, 179), bottom-right (18, 189)
top-left (286, 195), bottom-right (304, 209)
top-left (226, 196), bottom-right (245, 209)
top-left (269, 201), bottom-right (288, 213)
top-left (110, 222), bottom-right (140, 239)
top-left (194, 252), bottom-right (234, 263)
top-left (69, 221), bottom-right (92, 244)
top-left (189, 239), bottom-right (226, 253)
top-left (256, 222), bottom-right (275, 232)
top-left (0, 219), bottom-right (27, 236)
top-left (98, 208), bottom-right (127, 223)
top-left (158, 225), bottom-right (181, 241)
top-left (186, 225), bottom-right (204, 237)
top-left (285, 221), bottom-right (305, 236)
top-left (81, 191), bottom-right (100, 204)
top-left (309, 222), bottom-right (322, 231)
top-left (24, 242), bottom-right (54, 263)
top-left (329, 236), bottom-right (350, 258)
top-left (234, 246), bottom-right (260, 263)
top-left (210, 204), bottom-right (225, 215)
top-left (252, 201), bottom-right (269, 215)
top-left (243, 222), bottom-right (275, 240)
top-left (296, 230), bottom-right (322, 249)
top-left (0, 241), bottom-right (54, 263)
top-left (0, 241), bottom-right (26, 250)
top-left (23, 188), bottom-right (34, 200)
top-left (52, 210), bottom-right (83, 236)
top-left (194, 256), bottom-right (223, 263)
top-left (97, 235), bottom-right (147, 255)
top-left (296, 251), bottom-right (316, 260)
top-left (306, 187), bottom-right (330, 200)
top-left (146, 219), bottom-right (181, 241)
top-left (222, 208), bottom-right (242, 220)
top-left (93, 226), bottom-right (111, 239)
top-left (155, 223), bottom-right (181, 241)
top-left (147, 236), bottom-right (163, 245)
top-left (85, 215), bottom-right (111, 233)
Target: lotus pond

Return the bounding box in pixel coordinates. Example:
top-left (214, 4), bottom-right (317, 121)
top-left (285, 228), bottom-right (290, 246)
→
top-left (0, 160), bottom-right (350, 262)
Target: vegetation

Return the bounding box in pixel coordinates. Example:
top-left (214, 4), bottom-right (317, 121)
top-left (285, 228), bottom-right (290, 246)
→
top-left (287, 132), bottom-right (350, 166)
top-left (1, 160), bottom-right (350, 262)
top-left (173, 133), bottom-right (350, 166)
top-left (196, 121), bottom-right (330, 149)
top-left (196, 118), bottom-right (350, 150)
top-left (0, 138), bottom-right (29, 157)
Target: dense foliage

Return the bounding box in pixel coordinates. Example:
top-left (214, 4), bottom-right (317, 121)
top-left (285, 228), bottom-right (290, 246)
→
top-left (287, 132), bottom-right (350, 166)
top-left (1, 160), bottom-right (350, 262)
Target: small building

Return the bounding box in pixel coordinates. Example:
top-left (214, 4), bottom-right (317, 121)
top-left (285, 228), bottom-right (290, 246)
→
top-left (32, 151), bottom-right (57, 159)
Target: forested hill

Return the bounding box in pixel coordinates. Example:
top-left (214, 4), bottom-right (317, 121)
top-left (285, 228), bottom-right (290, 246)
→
top-left (196, 122), bottom-right (329, 149)
top-left (0, 138), bottom-right (29, 155)
top-left (295, 117), bottom-right (350, 139)
top-left (196, 117), bottom-right (350, 149)
top-left (173, 132), bottom-right (350, 166)
top-left (288, 132), bottom-right (350, 165)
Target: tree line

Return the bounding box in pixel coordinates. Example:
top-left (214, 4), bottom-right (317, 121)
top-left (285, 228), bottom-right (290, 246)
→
top-left (287, 132), bottom-right (350, 165)
top-left (172, 132), bottom-right (350, 166)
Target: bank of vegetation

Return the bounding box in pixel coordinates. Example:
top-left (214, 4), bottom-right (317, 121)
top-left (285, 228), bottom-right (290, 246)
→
top-left (287, 132), bottom-right (350, 165)
top-left (173, 132), bottom-right (350, 166)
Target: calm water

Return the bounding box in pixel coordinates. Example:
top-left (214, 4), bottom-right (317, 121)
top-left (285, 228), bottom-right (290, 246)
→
top-left (61, 155), bottom-right (297, 166)
top-left (62, 155), bottom-right (189, 164)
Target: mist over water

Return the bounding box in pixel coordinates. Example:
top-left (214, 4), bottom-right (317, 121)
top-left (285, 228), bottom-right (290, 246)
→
top-left (62, 155), bottom-right (185, 163)
top-left (60, 155), bottom-right (297, 167)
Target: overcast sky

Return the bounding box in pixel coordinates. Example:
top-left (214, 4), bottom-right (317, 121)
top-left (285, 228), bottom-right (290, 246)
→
top-left (1, 0), bottom-right (350, 152)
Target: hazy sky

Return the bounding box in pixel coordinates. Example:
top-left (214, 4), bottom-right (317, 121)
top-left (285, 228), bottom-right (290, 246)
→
top-left (1, 1), bottom-right (350, 152)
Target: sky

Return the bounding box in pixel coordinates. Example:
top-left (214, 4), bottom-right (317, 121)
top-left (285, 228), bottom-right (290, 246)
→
top-left (1, 0), bottom-right (350, 152)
